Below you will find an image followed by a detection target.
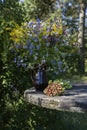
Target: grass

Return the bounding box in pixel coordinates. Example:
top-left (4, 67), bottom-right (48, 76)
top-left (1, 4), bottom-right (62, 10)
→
top-left (67, 75), bottom-right (87, 84)
top-left (65, 60), bottom-right (87, 84)
top-left (19, 105), bottom-right (87, 130)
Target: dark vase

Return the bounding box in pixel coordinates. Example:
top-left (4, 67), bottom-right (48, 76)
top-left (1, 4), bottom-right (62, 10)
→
top-left (31, 63), bottom-right (48, 91)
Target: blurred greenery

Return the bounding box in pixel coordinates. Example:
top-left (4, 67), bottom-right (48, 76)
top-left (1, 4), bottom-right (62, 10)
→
top-left (1, 101), bottom-right (87, 130)
top-left (24, 0), bottom-right (55, 20)
top-left (0, 0), bottom-right (87, 130)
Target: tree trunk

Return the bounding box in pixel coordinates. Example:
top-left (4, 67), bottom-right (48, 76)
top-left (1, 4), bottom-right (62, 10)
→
top-left (78, 3), bottom-right (86, 74)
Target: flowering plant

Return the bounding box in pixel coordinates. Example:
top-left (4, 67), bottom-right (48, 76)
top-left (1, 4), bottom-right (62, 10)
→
top-left (43, 79), bottom-right (72, 96)
top-left (10, 17), bottom-right (63, 70)
top-left (10, 15), bottom-right (78, 75)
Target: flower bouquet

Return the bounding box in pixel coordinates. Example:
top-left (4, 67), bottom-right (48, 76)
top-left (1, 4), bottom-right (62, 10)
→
top-left (10, 17), bottom-right (64, 91)
top-left (43, 79), bottom-right (72, 96)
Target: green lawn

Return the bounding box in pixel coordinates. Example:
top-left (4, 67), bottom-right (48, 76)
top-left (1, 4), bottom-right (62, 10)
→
top-left (67, 75), bottom-right (87, 84)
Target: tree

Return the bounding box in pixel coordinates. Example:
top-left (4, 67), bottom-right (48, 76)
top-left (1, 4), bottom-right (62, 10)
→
top-left (0, 1), bottom-right (25, 126)
top-left (0, 0), bottom-right (25, 24)
top-left (77, 2), bottom-right (86, 74)
top-left (24, 0), bottom-right (55, 20)
top-left (60, 0), bottom-right (87, 74)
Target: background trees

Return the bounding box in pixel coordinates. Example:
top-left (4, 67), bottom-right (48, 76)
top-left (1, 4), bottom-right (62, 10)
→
top-left (24, 0), bottom-right (55, 20)
top-left (0, 0), bottom-right (25, 24)
top-left (0, 0), bottom-right (25, 128)
top-left (59, 0), bottom-right (87, 74)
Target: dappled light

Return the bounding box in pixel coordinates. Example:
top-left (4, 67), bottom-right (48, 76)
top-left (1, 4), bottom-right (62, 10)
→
top-left (1, 0), bottom-right (87, 130)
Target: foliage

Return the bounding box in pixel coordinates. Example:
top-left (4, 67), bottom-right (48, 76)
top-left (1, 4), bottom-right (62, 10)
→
top-left (24, 0), bottom-right (56, 20)
top-left (0, 1), bottom-right (28, 129)
top-left (53, 79), bottom-right (72, 89)
top-left (61, 0), bottom-right (87, 74)
top-left (0, 0), bottom-right (25, 24)
top-left (0, 1), bottom-right (84, 129)
top-left (1, 100), bottom-right (87, 130)
top-left (10, 17), bottom-right (62, 68)
top-left (10, 16), bottom-right (79, 78)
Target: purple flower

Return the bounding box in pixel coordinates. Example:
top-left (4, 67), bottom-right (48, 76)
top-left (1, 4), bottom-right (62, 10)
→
top-left (28, 21), bottom-right (34, 27)
top-left (36, 44), bottom-right (41, 50)
top-left (23, 45), bottom-right (28, 49)
top-left (14, 58), bottom-right (16, 63)
top-left (22, 63), bottom-right (27, 67)
top-left (58, 61), bottom-right (63, 68)
top-left (36, 18), bottom-right (41, 23)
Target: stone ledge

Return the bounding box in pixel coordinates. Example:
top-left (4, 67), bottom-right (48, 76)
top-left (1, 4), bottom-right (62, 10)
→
top-left (24, 85), bottom-right (87, 113)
